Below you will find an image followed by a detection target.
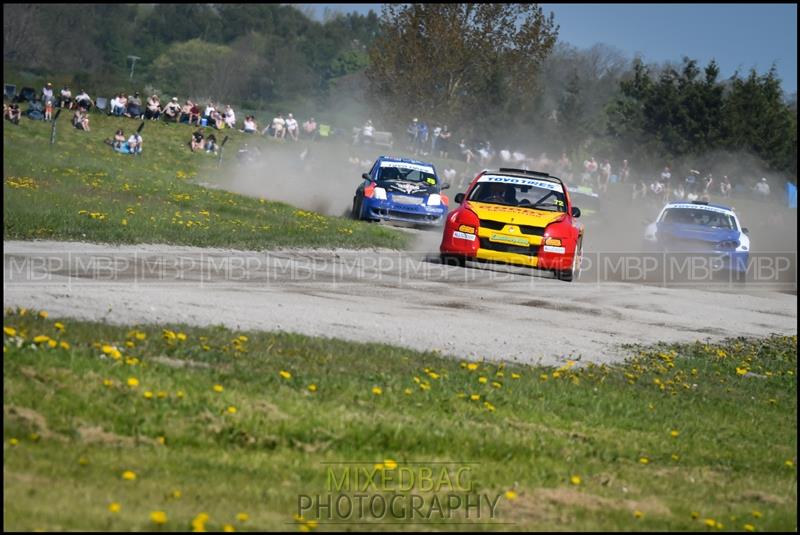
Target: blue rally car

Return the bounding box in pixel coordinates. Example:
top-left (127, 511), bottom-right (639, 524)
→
top-left (352, 156), bottom-right (450, 226)
top-left (643, 201), bottom-right (750, 278)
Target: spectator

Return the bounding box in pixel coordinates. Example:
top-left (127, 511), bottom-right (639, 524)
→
top-left (187, 101), bottom-right (201, 126)
top-left (431, 123), bottom-right (441, 155)
top-left (406, 118), bottom-right (419, 151)
top-left (360, 119), bottom-right (374, 145)
top-left (241, 115), bottom-right (257, 134)
top-left (41, 82), bottom-right (55, 106)
top-left (598, 159), bottom-right (611, 193)
top-left (672, 182), bottom-right (686, 200)
top-left (438, 125), bottom-right (451, 158)
top-left (127, 131), bottom-right (142, 155)
top-left (145, 95), bottom-right (161, 120)
top-left (210, 107), bottom-right (225, 129)
top-left (499, 148), bottom-right (512, 164)
top-left (205, 134), bottom-right (218, 154)
top-left (224, 105), bottom-right (236, 130)
top-left (702, 173), bottom-right (714, 195)
top-left (190, 129), bottom-right (204, 152)
top-left (112, 128), bottom-right (126, 150)
top-left (619, 159), bottom-right (630, 183)
top-left (59, 85), bottom-right (73, 109)
top-left (477, 141), bottom-right (493, 167)
top-left (685, 169), bottom-right (700, 194)
top-left (127, 92), bottom-right (143, 119)
top-left (203, 101), bottom-right (216, 126)
top-left (163, 97), bottom-right (182, 122)
top-left (44, 96), bottom-right (54, 121)
top-left (5, 103), bottom-right (22, 125)
top-left (417, 121), bottom-right (429, 155)
top-left (754, 177), bottom-right (770, 198)
top-left (118, 93), bottom-right (129, 116)
top-left (443, 167), bottom-right (457, 184)
top-left (556, 152), bottom-right (572, 180)
top-left (285, 113), bottom-right (299, 141)
top-left (459, 139), bottom-right (475, 164)
top-left (661, 165), bottom-right (672, 183)
top-left (302, 116), bottom-right (317, 140)
top-left (110, 94), bottom-right (122, 116)
top-left (75, 89), bottom-right (94, 111)
top-left (719, 175), bottom-right (732, 197)
top-left (632, 179), bottom-right (647, 200)
top-left (271, 113), bottom-right (286, 139)
top-left (72, 109), bottom-right (90, 131)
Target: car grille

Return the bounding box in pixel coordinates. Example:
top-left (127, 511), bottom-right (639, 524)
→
top-left (392, 194), bottom-right (424, 205)
top-left (479, 237), bottom-right (540, 257)
top-left (371, 208), bottom-right (440, 222)
top-left (479, 219), bottom-right (545, 236)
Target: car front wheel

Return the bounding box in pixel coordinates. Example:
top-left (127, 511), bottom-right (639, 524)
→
top-left (555, 237), bottom-right (582, 282)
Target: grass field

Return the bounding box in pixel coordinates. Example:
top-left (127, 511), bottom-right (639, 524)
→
top-left (3, 111), bottom-right (408, 250)
top-left (4, 309), bottom-right (796, 531)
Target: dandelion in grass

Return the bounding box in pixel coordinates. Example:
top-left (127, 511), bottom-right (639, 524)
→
top-left (470, 394), bottom-right (480, 401)
top-left (511, 373), bottom-right (521, 379)
top-left (280, 370), bottom-right (292, 380)
top-left (108, 502), bottom-right (121, 513)
top-left (157, 436), bottom-right (166, 445)
top-left (743, 524), bottom-right (755, 532)
top-left (751, 511), bottom-right (762, 519)
top-left (38, 311), bottom-right (48, 319)
top-left (639, 457), bottom-right (649, 465)
top-left (786, 460), bottom-right (795, 468)
top-left (150, 511), bottom-right (168, 525)
top-left (9, 438), bottom-right (19, 447)
top-left (467, 363), bottom-right (478, 371)
top-left (213, 384), bottom-right (224, 393)
top-left (33, 335), bottom-right (50, 344)
top-left (308, 384), bottom-right (318, 392)
top-left (478, 376), bottom-right (488, 384)
top-left (3, 326), bottom-right (16, 336)
top-left (171, 489), bottom-right (182, 499)
top-left (127, 377), bottom-right (139, 388)
top-left (570, 475), bottom-right (581, 485)
top-left (670, 430), bottom-right (680, 438)
top-left (223, 525), bottom-right (235, 532)
top-left (372, 386), bottom-right (383, 395)
top-left (504, 490), bottom-right (518, 501)
top-left (236, 513), bottom-right (249, 522)
top-left (634, 510), bottom-right (644, 519)
top-left (404, 388), bottom-right (412, 395)
top-left (384, 459), bottom-right (398, 470)
top-left (691, 511), bottom-right (699, 519)
top-left (227, 406), bottom-right (238, 414)
top-left (121, 470), bottom-right (137, 481)
top-left (176, 390), bottom-right (185, 399)
top-left (144, 391), bottom-right (154, 400)
top-left (54, 322), bottom-right (64, 331)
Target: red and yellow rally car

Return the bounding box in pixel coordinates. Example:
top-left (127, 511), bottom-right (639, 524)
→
top-left (439, 168), bottom-right (584, 281)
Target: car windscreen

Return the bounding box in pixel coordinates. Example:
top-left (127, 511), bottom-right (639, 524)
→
top-left (468, 177), bottom-right (566, 212)
top-left (660, 208), bottom-right (736, 229)
top-left (377, 163), bottom-right (437, 185)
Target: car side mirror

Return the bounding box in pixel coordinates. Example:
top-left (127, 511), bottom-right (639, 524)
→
top-left (571, 206), bottom-right (581, 218)
top-left (440, 182), bottom-right (451, 191)
top-left (741, 227), bottom-right (749, 234)
top-left (361, 173), bottom-right (370, 181)
top-left (454, 193), bottom-right (465, 204)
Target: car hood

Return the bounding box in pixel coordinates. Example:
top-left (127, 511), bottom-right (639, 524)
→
top-left (380, 180), bottom-right (438, 196)
top-left (466, 201), bottom-right (565, 227)
top-left (656, 223), bottom-right (740, 244)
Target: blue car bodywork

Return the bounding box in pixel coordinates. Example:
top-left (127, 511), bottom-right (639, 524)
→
top-left (644, 201), bottom-right (750, 274)
top-left (352, 156), bottom-right (449, 226)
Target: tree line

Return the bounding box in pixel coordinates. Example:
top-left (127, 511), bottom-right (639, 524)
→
top-left (4, 3), bottom-right (796, 178)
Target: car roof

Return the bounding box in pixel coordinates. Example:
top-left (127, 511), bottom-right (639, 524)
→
top-left (481, 168), bottom-right (565, 187)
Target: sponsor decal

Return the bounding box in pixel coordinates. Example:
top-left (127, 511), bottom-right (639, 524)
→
top-left (490, 233), bottom-right (529, 246)
top-left (478, 175), bottom-right (564, 193)
top-left (668, 203), bottom-right (734, 215)
top-left (543, 245), bottom-right (566, 254)
top-left (453, 231), bottom-right (476, 241)
top-left (380, 161), bottom-right (435, 174)
top-left (390, 182), bottom-right (426, 195)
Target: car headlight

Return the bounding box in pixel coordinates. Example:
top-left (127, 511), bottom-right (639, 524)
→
top-left (373, 187), bottom-right (387, 200)
top-left (427, 194), bottom-right (441, 206)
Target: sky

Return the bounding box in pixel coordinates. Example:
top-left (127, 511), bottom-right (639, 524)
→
top-left (300, 3), bottom-right (798, 95)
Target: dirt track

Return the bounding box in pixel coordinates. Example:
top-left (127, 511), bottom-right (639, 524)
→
top-left (4, 240), bottom-right (796, 366)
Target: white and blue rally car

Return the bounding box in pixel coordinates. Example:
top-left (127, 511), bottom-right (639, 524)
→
top-left (644, 201), bottom-right (750, 277)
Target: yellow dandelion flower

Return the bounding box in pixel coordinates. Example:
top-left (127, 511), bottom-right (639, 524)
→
top-left (227, 406), bottom-right (237, 414)
top-left (78, 457), bottom-right (89, 465)
top-left (280, 370), bottom-right (292, 380)
top-left (552, 371), bottom-right (561, 379)
top-left (570, 475), bottom-right (581, 485)
top-left (785, 460), bottom-right (795, 467)
top-left (704, 519), bottom-right (716, 528)
top-left (384, 459), bottom-right (398, 470)
top-left (428, 371), bottom-right (440, 380)
top-left (634, 510), bottom-right (644, 519)
top-left (743, 524), bottom-right (755, 532)
top-left (59, 341), bottom-right (70, 350)
top-left (9, 438), bottom-right (19, 446)
top-left (54, 322), bottom-right (65, 331)
top-left (33, 335), bottom-right (50, 344)
top-left (47, 339), bottom-right (57, 348)
top-left (467, 363), bottom-right (478, 371)
top-left (236, 513), bottom-right (249, 522)
top-left (108, 502), bottom-right (122, 513)
top-left (691, 511), bottom-right (699, 519)
top-left (670, 430), bottom-right (680, 438)
top-left (484, 401), bottom-right (496, 412)
top-left (374, 463), bottom-right (384, 470)
top-left (639, 457), bottom-right (650, 464)
top-left (308, 384), bottom-right (318, 392)
top-left (213, 384), bottom-right (224, 393)
top-left (176, 332), bottom-right (187, 341)
top-left (127, 377), bottom-right (139, 388)
top-left (176, 390), bottom-right (185, 399)
top-left (223, 525), bottom-right (235, 532)
top-left (751, 511), bottom-right (762, 519)
top-left (157, 391), bottom-right (167, 399)
top-left (540, 374), bottom-right (548, 381)
top-left (478, 376), bottom-right (488, 384)
top-left (3, 326), bottom-right (17, 336)
top-left (306, 520), bottom-right (318, 529)
top-left (736, 367), bottom-right (749, 376)
top-left (511, 373), bottom-right (521, 379)
top-left (143, 391), bottom-right (154, 399)
top-left (470, 394), bottom-right (480, 401)
top-left (150, 511), bottom-right (168, 525)
top-left (135, 332), bottom-right (146, 340)
top-left (671, 454), bottom-right (680, 461)
top-left (171, 489), bottom-right (182, 499)
top-left (372, 386), bottom-right (382, 395)
top-left (121, 470), bottom-right (136, 480)
top-left (504, 490), bottom-right (518, 501)
top-left (38, 311), bottom-right (48, 319)
top-left (403, 388), bottom-right (412, 395)
top-left (492, 381), bottom-right (502, 388)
